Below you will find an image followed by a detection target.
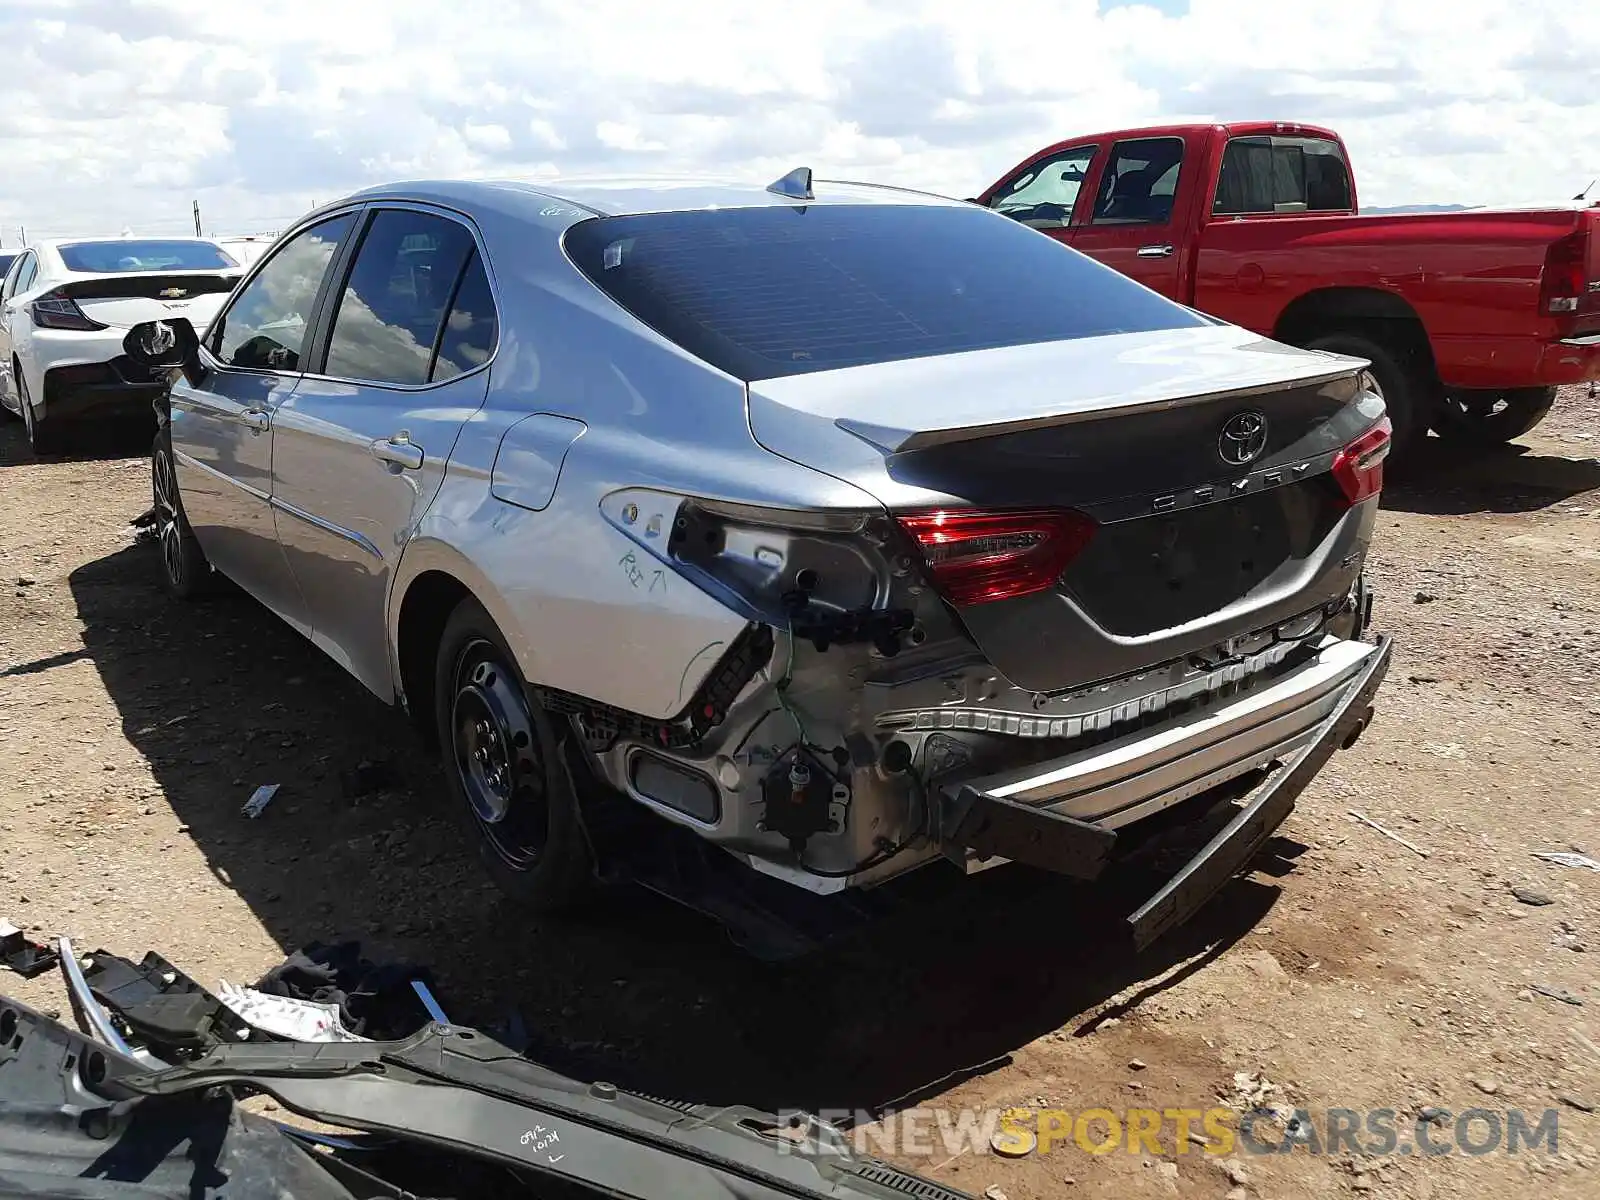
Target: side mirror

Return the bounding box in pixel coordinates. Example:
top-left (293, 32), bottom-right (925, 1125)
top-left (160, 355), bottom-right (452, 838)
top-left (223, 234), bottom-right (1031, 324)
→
top-left (123, 318), bottom-right (203, 387)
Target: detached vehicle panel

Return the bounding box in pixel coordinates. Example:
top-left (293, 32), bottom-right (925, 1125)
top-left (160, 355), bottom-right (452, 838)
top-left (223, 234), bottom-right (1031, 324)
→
top-left (131, 172), bottom-right (1391, 947)
top-left (977, 121), bottom-right (1600, 450)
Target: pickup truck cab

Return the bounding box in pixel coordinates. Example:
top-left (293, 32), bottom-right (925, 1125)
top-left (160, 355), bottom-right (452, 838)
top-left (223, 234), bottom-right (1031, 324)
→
top-left (977, 122), bottom-right (1600, 452)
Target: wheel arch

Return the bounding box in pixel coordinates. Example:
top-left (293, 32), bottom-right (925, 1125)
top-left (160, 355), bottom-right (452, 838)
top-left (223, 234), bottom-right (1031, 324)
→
top-left (1272, 286), bottom-right (1440, 384)
top-left (388, 540), bottom-right (534, 746)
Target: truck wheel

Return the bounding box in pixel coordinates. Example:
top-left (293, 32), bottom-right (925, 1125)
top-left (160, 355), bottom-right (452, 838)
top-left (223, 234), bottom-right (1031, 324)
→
top-left (152, 429), bottom-right (214, 599)
top-left (1303, 332), bottom-right (1427, 457)
top-left (434, 597), bottom-right (593, 911)
top-left (1430, 387), bottom-right (1556, 447)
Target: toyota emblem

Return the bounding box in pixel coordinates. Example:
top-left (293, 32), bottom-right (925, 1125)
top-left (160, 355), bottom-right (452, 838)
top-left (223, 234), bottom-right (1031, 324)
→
top-left (1217, 411), bottom-right (1269, 466)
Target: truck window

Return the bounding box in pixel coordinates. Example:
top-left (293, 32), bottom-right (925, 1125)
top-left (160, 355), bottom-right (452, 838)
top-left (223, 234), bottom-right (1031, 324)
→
top-left (1213, 135), bottom-right (1353, 215)
top-left (988, 145), bottom-right (1098, 229)
top-left (1091, 137), bottom-right (1185, 225)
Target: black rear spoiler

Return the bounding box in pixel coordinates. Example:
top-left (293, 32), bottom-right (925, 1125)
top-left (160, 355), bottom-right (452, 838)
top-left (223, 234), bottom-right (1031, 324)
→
top-left (55, 273), bottom-right (242, 302)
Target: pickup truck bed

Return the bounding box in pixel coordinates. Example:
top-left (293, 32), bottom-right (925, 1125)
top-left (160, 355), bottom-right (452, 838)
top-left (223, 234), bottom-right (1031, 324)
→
top-left (976, 121), bottom-right (1600, 452)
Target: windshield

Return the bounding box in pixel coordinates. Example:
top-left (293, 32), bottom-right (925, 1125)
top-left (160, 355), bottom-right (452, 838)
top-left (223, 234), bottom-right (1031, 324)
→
top-left (564, 202), bottom-right (1207, 381)
top-left (58, 239), bottom-right (238, 273)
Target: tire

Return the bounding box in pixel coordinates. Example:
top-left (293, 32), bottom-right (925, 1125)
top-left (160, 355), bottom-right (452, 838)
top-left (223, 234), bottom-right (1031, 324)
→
top-left (1430, 386), bottom-right (1556, 447)
top-left (151, 428), bottom-right (214, 599)
top-left (19, 371), bottom-right (69, 456)
top-left (433, 597), bottom-right (593, 911)
top-left (1303, 332), bottom-right (1429, 458)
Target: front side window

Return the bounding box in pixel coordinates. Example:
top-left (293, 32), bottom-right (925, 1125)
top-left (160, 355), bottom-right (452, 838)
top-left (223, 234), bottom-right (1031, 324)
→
top-left (57, 240), bottom-right (238, 273)
top-left (988, 145), bottom-right (1098, 229)
top-left (565, 202), bottom-right (1208, 382)
top-left (213, 214), bottom-right (356, 372)
top-left (1092, 137), bottom-right (1186, 225)
top-left (1214, 135), bottom-right (1354, 215)
top-left (322, 209), bottom-right (480, 386)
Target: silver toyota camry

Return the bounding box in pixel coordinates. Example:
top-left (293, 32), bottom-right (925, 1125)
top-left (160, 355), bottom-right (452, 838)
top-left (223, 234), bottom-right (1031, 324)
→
top-left (130, 169), bottom-right (1392, 947)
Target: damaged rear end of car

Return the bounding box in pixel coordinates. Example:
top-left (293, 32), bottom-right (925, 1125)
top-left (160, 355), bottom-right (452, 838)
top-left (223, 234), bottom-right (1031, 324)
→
top-left (551, 193), bottom-right (1393, 946)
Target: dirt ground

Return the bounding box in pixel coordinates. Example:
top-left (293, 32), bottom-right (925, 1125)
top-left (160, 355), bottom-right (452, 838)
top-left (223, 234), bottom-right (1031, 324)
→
top-left (2, 390), bottom-right (1598, 1200)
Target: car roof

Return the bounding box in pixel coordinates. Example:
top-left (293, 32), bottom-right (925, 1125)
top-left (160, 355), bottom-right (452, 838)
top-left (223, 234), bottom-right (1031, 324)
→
top-left (338, 174), bottom-right (970, 220)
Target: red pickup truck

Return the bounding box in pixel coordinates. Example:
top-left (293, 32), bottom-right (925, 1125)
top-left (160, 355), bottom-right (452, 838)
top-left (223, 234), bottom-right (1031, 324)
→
top-left (975, 122), bottom-right (1600, 453)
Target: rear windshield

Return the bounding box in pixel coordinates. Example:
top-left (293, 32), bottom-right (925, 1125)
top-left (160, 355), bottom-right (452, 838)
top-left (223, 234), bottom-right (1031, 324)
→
top-left (58, 240), bottom-right (238, 273)
top-left (564, 203), bottom-right (1207, 381)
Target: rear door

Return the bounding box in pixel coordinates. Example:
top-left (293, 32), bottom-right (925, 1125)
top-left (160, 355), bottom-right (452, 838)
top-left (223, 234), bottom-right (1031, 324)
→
top-left (982, 144), bottom-right (1099, 246)
top-left (268, 205), bottom-right (497, 698)
top-left (1068, 135), bottom-right (1191, 298)
top-left (171, 212), bottom-right (360, 625)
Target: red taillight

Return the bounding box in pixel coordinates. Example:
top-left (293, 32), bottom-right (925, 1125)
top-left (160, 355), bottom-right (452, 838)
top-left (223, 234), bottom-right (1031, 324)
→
top-left (894, 508), bottom-right (1096, 606)
top-left (1332, 417), bottom-right (1392, 506)
top-left (1540, 230), bottom-right (1589, 315)
top-left (31, 291), bottom-right (106, 331)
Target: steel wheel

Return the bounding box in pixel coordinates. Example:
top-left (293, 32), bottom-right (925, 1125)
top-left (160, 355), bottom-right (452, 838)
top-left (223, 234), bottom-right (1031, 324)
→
top-left (450, 638), bottom-right (549, 871)
top-left (153, 444), bottom-right (185, 587)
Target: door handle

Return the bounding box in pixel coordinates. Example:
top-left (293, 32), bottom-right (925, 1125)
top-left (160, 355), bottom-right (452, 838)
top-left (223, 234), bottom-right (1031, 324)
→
top-left (1136, 244), bottom-right (1175, 259)
top-left (370, 432), bottom-right (424, 471)
top-left (239, 408), bottom-right (270, 433)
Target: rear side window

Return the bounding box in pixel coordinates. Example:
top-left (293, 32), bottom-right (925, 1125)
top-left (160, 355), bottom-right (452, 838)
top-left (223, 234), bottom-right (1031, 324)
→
top-left (1092, 137), bottom-right (1185, 225)
top-left (565, 203), bottom-right (1207, 381)
top-left (431, 253), bottom-right (498, 382)
top-left (58, 240), bottom-right (237, 272)
top-left (1214, 136), bottom-right (1353, 215)
top-left (322, 209), bottom-right (481, 386)
top-left (214, 214), bottom-right (356, 371)
top-left (0, 253), bottom-right (16, 279)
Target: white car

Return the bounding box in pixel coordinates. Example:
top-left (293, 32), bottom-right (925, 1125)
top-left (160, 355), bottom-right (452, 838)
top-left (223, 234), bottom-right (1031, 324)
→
top-left (0, 237), bottom-right (244, 454)
top-left (212, 234), bottom-right (279, 267)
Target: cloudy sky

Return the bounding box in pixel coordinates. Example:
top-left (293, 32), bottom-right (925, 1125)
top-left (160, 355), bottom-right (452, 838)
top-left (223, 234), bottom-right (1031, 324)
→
top-left (0, 0), bottom-right (1595, 242)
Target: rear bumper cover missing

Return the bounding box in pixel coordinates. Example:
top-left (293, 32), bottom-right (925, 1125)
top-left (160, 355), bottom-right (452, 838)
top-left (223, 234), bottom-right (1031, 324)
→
top-left (940, 635), bottom-right (1393, 950)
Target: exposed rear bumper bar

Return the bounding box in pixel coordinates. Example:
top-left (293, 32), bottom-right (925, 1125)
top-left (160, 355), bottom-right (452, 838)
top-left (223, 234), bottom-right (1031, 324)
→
top-left (1125, 634), bottom-right (1390, 949)
top-left (937, 635), bottom-right (1392, 948)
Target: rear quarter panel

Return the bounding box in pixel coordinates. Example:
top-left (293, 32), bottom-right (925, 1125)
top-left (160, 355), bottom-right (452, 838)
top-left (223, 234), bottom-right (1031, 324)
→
top-left (388, 202), bottom-right (879, 720)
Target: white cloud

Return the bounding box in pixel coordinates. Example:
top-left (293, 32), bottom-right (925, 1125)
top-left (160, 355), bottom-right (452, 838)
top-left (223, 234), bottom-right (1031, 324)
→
top-left (0, 0), bottom-right (1597, 242)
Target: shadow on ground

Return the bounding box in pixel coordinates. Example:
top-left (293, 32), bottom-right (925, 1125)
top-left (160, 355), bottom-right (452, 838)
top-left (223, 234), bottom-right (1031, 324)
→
top-left (1383, 436), bottom-right (1600, 516)
top-left (64, 528), bottom-right (1282, 1118)
top-left (0, 415), bottom-right (156, 469)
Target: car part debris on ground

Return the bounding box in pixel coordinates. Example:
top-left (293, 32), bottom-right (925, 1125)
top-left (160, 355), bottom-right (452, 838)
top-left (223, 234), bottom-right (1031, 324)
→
top-left (1, 935), bottom-right (953, 1200)
top-left (240, 783), bottom-right (279, 818)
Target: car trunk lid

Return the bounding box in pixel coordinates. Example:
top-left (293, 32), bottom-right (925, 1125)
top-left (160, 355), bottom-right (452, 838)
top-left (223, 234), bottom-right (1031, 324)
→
top-left (60, 272), bottom-right (240, 330)
top-left (747, 323), bottom-right (1385, 693)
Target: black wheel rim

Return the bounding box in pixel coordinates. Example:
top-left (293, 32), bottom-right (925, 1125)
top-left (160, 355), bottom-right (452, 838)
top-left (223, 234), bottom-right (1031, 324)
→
top-left (153, 448), bottom-right (184, 586)
top-left (450, 639), bottom-right (548, 871)
top-left (1439, 393), bottom-right (1508, 426)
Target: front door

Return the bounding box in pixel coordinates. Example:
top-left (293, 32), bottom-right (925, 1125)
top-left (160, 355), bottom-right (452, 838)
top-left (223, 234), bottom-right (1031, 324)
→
top-left (268, 206), bottom-right (499, 699)
top-left (983, 144), bottom-right (1099, 247)
top-left (1068, 136), bottom-right (1189, 299)
top-left (169, 211), bottom-right (360, 624)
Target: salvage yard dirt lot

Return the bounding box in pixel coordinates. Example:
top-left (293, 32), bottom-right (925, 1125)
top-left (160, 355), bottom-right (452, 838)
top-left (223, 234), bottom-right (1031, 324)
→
top-left (3, 391), bottom-right (1600, 1200)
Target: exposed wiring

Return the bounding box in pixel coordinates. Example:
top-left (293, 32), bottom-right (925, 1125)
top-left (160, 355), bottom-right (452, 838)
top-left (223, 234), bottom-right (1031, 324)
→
top-left (774, 622), bottom-right (810, 745)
